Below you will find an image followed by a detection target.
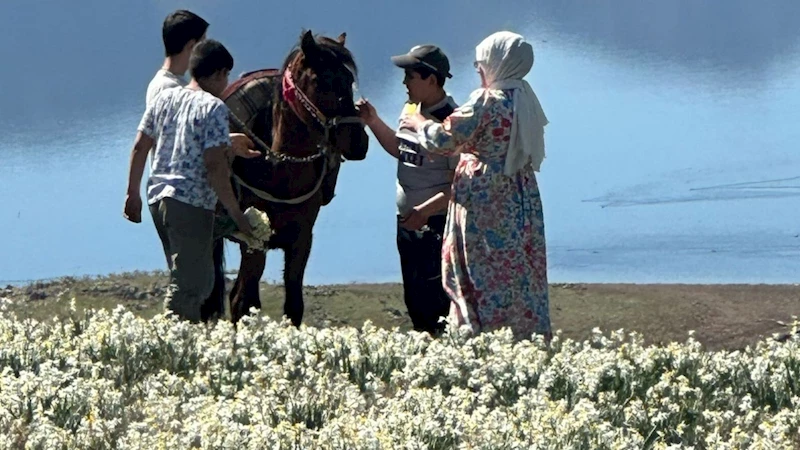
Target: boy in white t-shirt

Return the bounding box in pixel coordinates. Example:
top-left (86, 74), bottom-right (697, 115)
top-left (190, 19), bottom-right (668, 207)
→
top-left (145, 10), bottom-right (208, 108)
top-left (145, 10), bottom-right (259, 161)
top-left (145, 10), bottom-right (259, 162)
top-left (143, 10), bottom-right (258, 155)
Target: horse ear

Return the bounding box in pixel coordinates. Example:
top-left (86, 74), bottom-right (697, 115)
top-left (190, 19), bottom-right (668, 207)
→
top-left (337, 32), bottom-right (346, 45)
top-left (301, 30), bottom-right (319, 58)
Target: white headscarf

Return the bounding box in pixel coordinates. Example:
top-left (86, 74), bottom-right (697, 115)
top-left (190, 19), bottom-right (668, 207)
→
top-left (475, 31), bottom-right (549, 175)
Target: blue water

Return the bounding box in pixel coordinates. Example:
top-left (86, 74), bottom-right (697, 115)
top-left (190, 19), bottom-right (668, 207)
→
top-left (2, 0), bottom-right (800, 285)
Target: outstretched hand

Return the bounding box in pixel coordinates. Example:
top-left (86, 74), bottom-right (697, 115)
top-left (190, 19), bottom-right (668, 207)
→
top-left (355, 98), bottom-right (376, 126)
top-left (230, 133), bottom-right (261, 159)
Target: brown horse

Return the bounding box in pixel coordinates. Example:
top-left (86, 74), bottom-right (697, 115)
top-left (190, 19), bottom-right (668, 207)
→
top-left (203, 30), bottom-right (369, 326)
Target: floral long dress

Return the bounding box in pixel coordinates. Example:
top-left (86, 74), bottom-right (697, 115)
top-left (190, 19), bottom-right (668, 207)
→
top-left (416, 88), bottom-right (552, 342)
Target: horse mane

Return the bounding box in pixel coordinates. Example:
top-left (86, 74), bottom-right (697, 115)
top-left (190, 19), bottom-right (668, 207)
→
top-left (217, 31), bottom-right (359, 157)
top-left (269, 31), bottom-right (359, 134)
top-left (281, 31), bottom-right (358, 79)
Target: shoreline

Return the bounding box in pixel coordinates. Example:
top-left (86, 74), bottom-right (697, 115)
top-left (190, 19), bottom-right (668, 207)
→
top-left (2, 270), bottom-right (800, 351)
top-left (2, 269), bottom-right (798, 288)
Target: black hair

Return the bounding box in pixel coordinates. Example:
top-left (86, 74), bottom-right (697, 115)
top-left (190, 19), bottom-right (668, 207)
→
top-left (411, 65), bottom-right (446, 88)
top-left (162, 10), bottom-right (209, 56)
top-left (190, 39), bottom-right (234, 80)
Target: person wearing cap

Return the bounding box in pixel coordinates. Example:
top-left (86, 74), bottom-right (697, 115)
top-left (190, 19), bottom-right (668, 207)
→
top-left (356, 45), bottom-right (459, 336)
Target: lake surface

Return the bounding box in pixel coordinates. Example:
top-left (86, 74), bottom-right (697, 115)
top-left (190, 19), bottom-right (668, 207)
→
top-left (2, 0), bottom-right (799, 285)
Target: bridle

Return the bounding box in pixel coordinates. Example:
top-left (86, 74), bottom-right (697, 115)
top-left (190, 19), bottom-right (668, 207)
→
top-left (282, 68), bottom-right (363, 151)
top-left (227, 63), bottom-right (363, 204)
top-left (229, 64), bottom-right (363, 164)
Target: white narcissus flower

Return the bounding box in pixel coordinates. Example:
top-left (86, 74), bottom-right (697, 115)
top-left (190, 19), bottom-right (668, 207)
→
top-left (1, 307), bottom-right (800, 448)
top-left (232, 207), bottom-right (274, 253)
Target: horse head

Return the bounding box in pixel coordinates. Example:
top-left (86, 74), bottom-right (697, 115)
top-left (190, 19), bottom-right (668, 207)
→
top-left (276, 30), bottom-right (369, 162)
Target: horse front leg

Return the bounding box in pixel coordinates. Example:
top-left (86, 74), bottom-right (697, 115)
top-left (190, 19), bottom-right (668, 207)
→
top-left (283, 234), bottom-right (312, 327)
top-left (229, 244), bottom-right (266, 324)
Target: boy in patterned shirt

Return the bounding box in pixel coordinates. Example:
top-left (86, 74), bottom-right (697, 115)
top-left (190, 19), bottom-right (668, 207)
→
top-left (123, 39), bottom-right (253, 323)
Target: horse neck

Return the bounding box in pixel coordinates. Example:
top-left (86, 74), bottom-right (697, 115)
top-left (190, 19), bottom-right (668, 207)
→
top-left (272, 104), bottom-right (318, 158)
top-left (271, 65), bottom-right (322, 158)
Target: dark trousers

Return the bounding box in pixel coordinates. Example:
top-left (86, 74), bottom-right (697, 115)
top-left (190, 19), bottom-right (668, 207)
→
top-left (149, 197), bottom-right (215, 323)
top-left (397, 214), bottom-right (450, 335)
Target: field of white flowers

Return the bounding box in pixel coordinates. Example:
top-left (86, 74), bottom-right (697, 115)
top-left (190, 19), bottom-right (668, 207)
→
top-left (1, 297), bottom-right (799, 449)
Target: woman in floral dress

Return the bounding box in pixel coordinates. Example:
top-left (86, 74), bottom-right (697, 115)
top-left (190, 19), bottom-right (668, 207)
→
top-left (399, 31), bottom-right (552, 342)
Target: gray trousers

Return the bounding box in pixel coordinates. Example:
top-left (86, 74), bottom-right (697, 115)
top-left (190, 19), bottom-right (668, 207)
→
top-left (149, 197), bottom-right (215, 323)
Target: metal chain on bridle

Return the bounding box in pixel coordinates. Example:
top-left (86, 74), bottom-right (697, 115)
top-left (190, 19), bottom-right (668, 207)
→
top-left (228, 112), bottom-right (322, 163)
